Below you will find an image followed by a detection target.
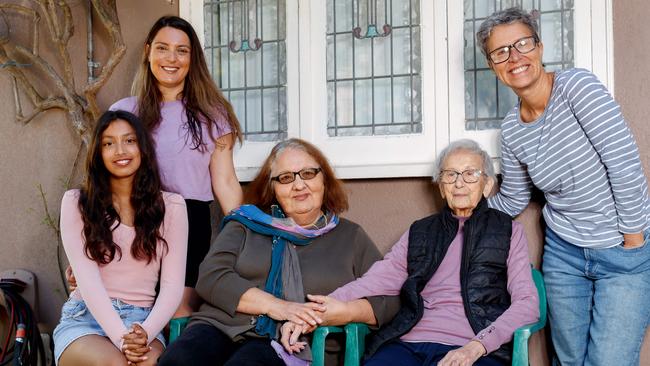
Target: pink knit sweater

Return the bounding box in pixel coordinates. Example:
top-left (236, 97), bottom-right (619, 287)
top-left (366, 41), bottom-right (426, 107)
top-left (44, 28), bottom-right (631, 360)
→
top-left (60, 189), bottom-right (188, 348)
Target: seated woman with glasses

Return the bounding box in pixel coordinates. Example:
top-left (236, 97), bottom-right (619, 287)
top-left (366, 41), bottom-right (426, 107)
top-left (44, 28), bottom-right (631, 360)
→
top-left (280, 140), bottom-right (539, 366)
top-left (158, 138), bottom-right (398, 366)
top-left (478, 8), bottom-right (650, 365)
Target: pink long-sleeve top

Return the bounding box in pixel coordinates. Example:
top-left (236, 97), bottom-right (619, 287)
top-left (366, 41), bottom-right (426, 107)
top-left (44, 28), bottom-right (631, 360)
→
top-left (330, 217), bottom-right (539, 354)
top-left (60, 189), bottom-right (188, 348)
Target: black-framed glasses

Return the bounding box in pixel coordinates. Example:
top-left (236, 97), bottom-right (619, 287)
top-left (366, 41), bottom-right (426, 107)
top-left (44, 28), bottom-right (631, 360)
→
top-left (439, 169), bottom-right (485, 184)
top-left (488, 35), bottom-right (539, 64)
top-left (271, 167), bottom-right (322, 184)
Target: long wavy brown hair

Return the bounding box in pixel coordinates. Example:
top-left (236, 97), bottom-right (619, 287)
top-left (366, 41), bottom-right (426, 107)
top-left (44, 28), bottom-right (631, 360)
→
top-left (78, 110), bottom-right (167, 265)
top-left (245, 138), bottom-right (349, 214)
top-left (132, 15), bottom-right (242, 151)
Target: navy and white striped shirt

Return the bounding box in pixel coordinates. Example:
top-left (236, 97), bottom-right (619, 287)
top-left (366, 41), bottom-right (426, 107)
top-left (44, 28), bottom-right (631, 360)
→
top-left (488, 68), bottom-right (650, 248)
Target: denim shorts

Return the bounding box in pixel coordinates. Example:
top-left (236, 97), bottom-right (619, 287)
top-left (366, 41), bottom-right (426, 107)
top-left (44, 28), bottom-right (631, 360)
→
top-left (52, 298), bottom-right (166, 365)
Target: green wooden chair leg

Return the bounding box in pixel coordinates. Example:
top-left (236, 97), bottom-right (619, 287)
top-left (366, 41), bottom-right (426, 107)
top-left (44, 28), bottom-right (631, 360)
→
top-left (312, 326), bottom-right (344, 366)
top-left (343, 323), bottom-right (370, 366)
top-left (168, 316), bottom-right (189, 344)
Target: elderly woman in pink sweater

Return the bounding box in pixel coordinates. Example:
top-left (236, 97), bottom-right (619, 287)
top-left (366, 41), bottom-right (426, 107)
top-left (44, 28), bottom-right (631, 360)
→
top-left (53, 110), bottom-right (187, 366)
top-left (281, 140), bottom-right (539, 366)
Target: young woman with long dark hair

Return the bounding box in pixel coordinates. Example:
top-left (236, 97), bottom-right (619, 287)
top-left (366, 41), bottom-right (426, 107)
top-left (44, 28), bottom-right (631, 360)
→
top-left (110, 15), bottom-right (243, 316)
top-left (53, 110), bottom-right (187, 365)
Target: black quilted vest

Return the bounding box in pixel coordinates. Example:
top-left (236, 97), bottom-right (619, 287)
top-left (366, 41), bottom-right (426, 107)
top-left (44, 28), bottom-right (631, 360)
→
top-left (365, 198), bottom-right (513, 364)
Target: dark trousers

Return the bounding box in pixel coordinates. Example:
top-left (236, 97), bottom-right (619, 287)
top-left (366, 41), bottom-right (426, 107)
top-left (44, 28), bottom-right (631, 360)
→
top-left (158, 323), bottom-right (284, 366)
top-left (184, 199), bottom-right (212, 287)
top-left (364, 341), bottom-right (504, 366)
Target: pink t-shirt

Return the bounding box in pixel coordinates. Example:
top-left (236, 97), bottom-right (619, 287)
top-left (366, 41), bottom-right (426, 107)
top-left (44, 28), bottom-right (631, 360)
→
top-left (330, 218), bottom-right (539, 353)
top-left (110, 97), bottom-right (232, 201)
top-left (61, 190), bottom-right (188, 347)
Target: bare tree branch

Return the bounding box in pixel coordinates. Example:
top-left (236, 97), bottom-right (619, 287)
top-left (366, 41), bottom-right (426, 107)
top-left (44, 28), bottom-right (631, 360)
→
top-left (38, 0), bottom-right (75, 89)
top-left (16, 96), bottom-right (68, 125)
top-left (0, 4), bottom-right (41, 55)
top-left (83, 0), bottom-right (125, 121)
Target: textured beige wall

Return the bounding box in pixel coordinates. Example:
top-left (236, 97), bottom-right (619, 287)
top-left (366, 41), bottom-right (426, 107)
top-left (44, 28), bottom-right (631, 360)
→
top-left (0, 0), bottom-right (648, 364)
top-left (612, 1), bottom-right (650, 364)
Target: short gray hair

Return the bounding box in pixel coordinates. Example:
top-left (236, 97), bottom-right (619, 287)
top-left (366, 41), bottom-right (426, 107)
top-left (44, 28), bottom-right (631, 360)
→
top-left (433, 139), bottom-right (495, 182)
top-left (476, 7), bottom-right (539, 58)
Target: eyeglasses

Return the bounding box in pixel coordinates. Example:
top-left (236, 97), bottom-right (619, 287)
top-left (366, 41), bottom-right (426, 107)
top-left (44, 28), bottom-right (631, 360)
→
top-left (488, 35), bottom-right (538, 64)
top-left (438, 169), bottom-right (485, 184)
top-left (271, 167), bottom-right (322, 184)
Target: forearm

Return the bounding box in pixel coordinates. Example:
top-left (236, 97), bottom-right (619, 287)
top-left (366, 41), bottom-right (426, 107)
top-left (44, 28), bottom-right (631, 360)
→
top-left (344, 299), bottom-right (377, 326)
top-left (331, 231), bottom-right (409, 302)
top-left (141, 285), bottom-right (183, 345)
top-left (140, 262), bottom-right (185, 344)
top-left (487, 143), bottom-right (532, 217)
top-left (214, 176), bottom-right (243, 214)
top-left (365, 295), bottom-right (400, 327)
top-left (236, 287), bottom-right (283, 317)
top-left (141, 196), bottom-right (188, 342)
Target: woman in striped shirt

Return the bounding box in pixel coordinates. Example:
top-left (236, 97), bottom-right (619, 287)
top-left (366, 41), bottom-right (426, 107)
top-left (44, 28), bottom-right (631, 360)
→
top-left (479, 7), bottom-right (650, 366)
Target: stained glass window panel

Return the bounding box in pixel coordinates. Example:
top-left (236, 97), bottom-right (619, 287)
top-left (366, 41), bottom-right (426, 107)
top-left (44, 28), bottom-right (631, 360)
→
top-left (326, 0), bottom-right (422, 137)
top-left (203, 0), bottom-right (287, 141)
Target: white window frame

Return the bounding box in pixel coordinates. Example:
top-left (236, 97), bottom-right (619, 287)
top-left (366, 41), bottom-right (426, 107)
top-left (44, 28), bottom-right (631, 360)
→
top-left (181, 0), bottom-right (613, 180)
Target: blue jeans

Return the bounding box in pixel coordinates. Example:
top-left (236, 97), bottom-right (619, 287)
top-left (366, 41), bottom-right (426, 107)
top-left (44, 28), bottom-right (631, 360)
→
top-left (364, 341), bottom-right (503, 366)
top-left (543, 229), bottom-right (650, 366)
top-left (53, 298), bottom-right (166, 365)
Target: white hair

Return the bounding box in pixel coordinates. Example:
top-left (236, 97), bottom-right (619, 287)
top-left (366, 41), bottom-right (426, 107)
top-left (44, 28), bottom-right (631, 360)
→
top-left (433, 139), bottom-right (495, 182)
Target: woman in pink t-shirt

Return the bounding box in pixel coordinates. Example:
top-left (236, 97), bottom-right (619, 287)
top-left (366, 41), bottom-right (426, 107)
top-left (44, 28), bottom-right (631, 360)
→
top-left (53, 110), bottom-right (187, 365)
top-left (110, 16), bottom-right (244, 316)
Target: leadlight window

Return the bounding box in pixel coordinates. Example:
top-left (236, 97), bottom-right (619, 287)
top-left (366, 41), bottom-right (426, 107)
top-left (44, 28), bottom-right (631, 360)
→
top-left (203, 0), bottom-right (287, 141)
top-left (326, 0), bottom-right (422, 137)
top-left (463, 0), bottom-right (574, 130)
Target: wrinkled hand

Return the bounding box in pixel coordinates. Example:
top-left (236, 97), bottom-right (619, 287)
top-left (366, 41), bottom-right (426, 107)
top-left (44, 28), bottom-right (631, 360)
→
top-left (279, 321), bottom-right (311, 354)
top-left (65, 265), bottom-right (77, 292)
top-left (438, 340), bottom-right (486, 366)
top-left (267, 299), bottom-right (326, 327)
top-left (122, 324), bottom-right (150, 365)
top-left (306, 294), bottom-right (351, 326)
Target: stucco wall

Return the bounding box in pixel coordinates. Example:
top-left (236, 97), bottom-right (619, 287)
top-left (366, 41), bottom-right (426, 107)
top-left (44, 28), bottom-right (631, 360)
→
top-left (0, 0), bottom-right (648, 364)
top-left (612, 0), bottom-right (650, 363)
